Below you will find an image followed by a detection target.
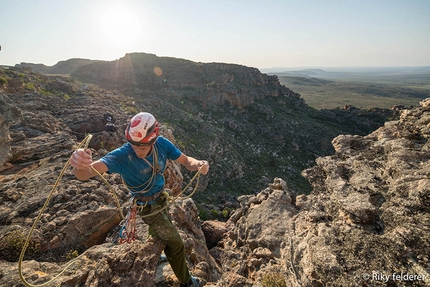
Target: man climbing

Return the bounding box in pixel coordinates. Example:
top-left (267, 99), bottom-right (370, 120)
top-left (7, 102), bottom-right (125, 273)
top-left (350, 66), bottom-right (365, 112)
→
top-left (70, 112), bottom-right (208, 287)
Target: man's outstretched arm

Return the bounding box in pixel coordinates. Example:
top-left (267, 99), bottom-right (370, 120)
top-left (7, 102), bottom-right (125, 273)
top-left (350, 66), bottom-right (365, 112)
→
top-left (175, 154), bottom-right (209, 175)
top-left (70, 149), bottom-right (108, 180)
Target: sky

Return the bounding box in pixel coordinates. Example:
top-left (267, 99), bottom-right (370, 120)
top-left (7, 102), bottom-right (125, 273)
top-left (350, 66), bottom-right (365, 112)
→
top-left (1, 0), bottom-right (430, 69)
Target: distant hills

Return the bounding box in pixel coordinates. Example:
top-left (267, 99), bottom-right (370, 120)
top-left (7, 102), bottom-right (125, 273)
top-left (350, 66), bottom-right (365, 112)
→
top-left (15, 58), bottom-right (100, 75)
top-left (261, 66), bottom-right (430, 75)
top-left (261, 66), bottom-right (430, 83)
top-left (263, 65), bottom-right (430, 110)
top-left (16, 58), bottom-right (430, 84)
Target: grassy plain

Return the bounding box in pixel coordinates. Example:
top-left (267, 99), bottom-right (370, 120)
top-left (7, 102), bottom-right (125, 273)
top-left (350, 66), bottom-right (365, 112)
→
top-left (274, 68), bottom-right (430, 110)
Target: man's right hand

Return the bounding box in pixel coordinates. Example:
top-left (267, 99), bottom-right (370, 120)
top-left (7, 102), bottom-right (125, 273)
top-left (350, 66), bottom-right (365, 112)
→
top-left (70, 148), bottom-right (93, 170)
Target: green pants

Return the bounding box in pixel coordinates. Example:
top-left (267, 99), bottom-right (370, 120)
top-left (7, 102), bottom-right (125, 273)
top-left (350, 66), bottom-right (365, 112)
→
top-left (138, 195), bottom-right (191, 284)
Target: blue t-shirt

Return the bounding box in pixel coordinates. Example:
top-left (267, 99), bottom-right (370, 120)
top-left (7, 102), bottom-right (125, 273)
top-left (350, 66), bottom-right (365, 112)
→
top-left (100, 136), bottom-right (181, 200)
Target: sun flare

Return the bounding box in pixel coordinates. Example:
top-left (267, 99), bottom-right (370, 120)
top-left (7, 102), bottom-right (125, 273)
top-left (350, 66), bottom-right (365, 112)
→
top-left (98, 3), bottom-right (143, 49)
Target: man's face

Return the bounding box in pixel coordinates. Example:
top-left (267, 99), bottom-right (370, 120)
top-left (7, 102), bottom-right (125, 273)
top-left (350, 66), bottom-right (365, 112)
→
top-left (131, 144), bottom-right (152, 158)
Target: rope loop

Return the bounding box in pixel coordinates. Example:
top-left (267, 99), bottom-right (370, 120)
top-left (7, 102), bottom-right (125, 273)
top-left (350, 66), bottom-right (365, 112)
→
top-left (18, 134), bottom-right (124, 287)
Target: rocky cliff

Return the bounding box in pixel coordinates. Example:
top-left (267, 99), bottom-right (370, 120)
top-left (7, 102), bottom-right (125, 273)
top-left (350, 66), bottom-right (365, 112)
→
top-left (70, 53), bottom-right (300, 109)
top-left (1, 66), bottom-right (427, 286)
top-left (15, 59), bottom-right (99, 75)
top-left (0, 68), bottom-right (218, 286)
top-left (16, 54), bottom-right (401, 205)
top-left (215, 99), bottom-right (430, 286)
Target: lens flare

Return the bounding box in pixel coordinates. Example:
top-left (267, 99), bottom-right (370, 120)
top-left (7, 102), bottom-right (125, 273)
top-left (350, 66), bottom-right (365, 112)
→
top-left (153, 67), bottom-right (163, 77)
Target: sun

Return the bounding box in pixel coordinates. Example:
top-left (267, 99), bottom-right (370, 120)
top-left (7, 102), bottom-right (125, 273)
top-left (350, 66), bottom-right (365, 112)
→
top-left (98, 3), bottom-right (143, 49)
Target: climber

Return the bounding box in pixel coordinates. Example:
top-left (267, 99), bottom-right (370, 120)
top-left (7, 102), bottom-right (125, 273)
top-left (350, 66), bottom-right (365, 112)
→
top-left (104, 113), bottom-right (114, 123)
top-left (103, 113), bottom-right (116, 132)
top-left (70, 112), bottom-right (208, 287)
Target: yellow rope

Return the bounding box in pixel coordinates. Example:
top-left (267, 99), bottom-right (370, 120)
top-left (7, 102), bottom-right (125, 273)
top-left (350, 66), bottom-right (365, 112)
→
top-left (138, 165), bottom-right (203, 219)
top-left (122, 146), bottom-right (160, 193)
top-left (18, 134), bottom-right (125, 287)
top-left (90, 167), bottom-right (125, 220)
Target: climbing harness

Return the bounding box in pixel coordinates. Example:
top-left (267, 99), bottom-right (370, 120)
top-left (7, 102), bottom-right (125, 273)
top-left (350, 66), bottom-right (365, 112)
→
top-left (119, 201), bottom-right (138, 244)
top-left (115, 141), bottom-right (204, 244)
top-left (18, 133), bottom-right (204, 286)
top-left (116, 154), bottom-right (204, 244)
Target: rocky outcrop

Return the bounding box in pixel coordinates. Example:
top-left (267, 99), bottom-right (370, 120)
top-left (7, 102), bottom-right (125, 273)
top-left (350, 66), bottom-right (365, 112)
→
top-left (0, 93), bottom-right (20, 171)
top-left (1, 198), bottom-right (220, 287)
top-left (71, 53), bottom-right (302, 109)
top-left (16, 58), bottom-right (99, 75)
top-left (216, 178), bottom-right (297, 286)
top-left (8, 60), bottom-right (401, 202)
top-left (2, 66), bottom-right (427, 287)
top-left (0, 69), bottom-right (220, 286)
top-left (216, 99), bottom-right (430, 286)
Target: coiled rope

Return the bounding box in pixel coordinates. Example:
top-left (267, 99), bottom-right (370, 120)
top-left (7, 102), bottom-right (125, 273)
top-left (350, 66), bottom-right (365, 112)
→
top-left (18, 134), bottom-right (203, 286)
top-left (118, 155), bottom-right (204, 243)
top-left (18, 134), bottom-right (124, 287)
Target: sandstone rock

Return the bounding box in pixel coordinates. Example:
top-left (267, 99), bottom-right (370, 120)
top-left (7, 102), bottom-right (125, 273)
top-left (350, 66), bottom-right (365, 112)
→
top-left (9, 240), bottom-right (164, 287)
top-left (201, 220), bottom-right (228, 249)
top-left (71, 53), bottom-right (302, 109)
top-left (0, 92), bottom-right (21, 171)
top-left (2, 67), bottom-right (429, 286)
top-left (0, 73), bottom-right (217, 287)
top-left (215, 99), bottom-right (430, 286)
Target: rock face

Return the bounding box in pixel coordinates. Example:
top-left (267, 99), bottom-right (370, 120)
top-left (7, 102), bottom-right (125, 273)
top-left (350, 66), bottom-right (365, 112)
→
top-left (15, 58), bottom-right (100, 75)
top-left (216, 178), bottom-right (297, 287)
top-left (216, 99), bottom-right (430, 286)
top-left (1, 199), bottom-right (220, 287)
top-left (14, 59), bottom-right (402, 201)
top-left (0, 69), bottom-right (218, 286)
top-left (71, 52), bottom-right (302, 109)
top-left (0, 93), bottom-right (19, 171)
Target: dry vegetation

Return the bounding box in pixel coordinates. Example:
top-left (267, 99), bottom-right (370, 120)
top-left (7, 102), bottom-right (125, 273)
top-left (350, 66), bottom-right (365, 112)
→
top-left (276, 71), bottom-right (430, 110)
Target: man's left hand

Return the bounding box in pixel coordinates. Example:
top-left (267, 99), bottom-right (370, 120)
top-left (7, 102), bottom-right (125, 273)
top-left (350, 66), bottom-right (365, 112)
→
top-left (198, 160), bottom-right (209, 175)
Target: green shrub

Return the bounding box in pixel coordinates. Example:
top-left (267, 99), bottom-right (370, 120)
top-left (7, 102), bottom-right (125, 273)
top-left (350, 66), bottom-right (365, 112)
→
top-left (0, 230), bottom-right (41, 261)
top-left (211, 209), bottom-right (219, 218)
top-left (24, 83), bottom-right (36, 90)
top-left (221, 208), bottom-right (230, 219)
top-left (197, 205), bottom-right (209, 221)
top-left (262, 272), bottom-right (287, 287)
top-left (0, 76), bottom-right (7, 87)
top-left (66, 249), bottom-right (79, 259)
top-left (40, 89), bottom-right (52, 96)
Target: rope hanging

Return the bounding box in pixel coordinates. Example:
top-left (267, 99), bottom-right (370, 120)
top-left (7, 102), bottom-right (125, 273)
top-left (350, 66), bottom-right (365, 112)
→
top-left (17, 135), bottom-right (123, 286)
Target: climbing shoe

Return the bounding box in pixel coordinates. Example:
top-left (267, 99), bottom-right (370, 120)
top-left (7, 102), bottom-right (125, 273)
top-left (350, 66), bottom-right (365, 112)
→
top-left (180, 276), bottom-right (200, 287)
top-left (159, 254), bottom-right (168, 262)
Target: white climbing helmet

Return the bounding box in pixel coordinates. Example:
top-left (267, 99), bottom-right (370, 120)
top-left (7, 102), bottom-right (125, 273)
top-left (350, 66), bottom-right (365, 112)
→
top-left (125, 112), bottom-right (160, 146)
